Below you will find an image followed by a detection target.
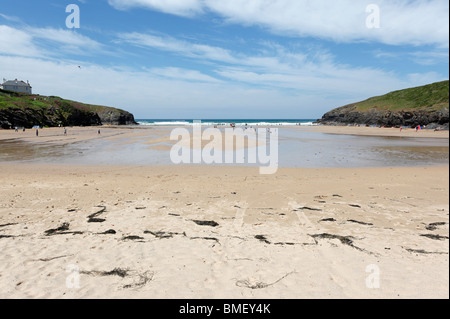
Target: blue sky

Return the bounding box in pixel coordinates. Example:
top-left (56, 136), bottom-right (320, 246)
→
top-left (0, 0), bottom-right (448, 119)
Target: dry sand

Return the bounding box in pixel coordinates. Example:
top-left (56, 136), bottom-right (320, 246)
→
top-left (0, 163), bottom-right (448, 299)
top-left (0, 125), bottom-right (448, 299)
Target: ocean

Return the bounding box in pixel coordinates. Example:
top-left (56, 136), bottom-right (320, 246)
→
top-left (135, 119), bottom-right (318, 126)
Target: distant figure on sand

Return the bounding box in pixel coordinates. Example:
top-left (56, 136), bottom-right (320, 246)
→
top-left (98, 129), bottom-right (101, 135)
top-left (36, 129), bottom-right (39, 137)
top-left (64, 128), bottom-right (67, 136)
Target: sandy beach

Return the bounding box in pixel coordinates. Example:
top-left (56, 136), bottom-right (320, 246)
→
top-left (0, 126), bottom-right (449, 299)
top-left (0, 125), bottom-right (448, 144)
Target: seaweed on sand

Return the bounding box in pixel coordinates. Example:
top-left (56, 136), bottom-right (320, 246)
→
top-left (192, 220), bottom-right (219, 227)
top-left (420, 234), bottom-right (449, 241)
top-left (81, 268), bottom-right (154, 289)
top-left (44, 223), bottom-right (70, 236)
top-left (309, 233), bottom-right (370, 254)
top-left (236, 271), bottom-right (296, 290)
top-left (144, 231), bottom-right (186, 239)
top-left (88, 206), bottom-right (107, 223)
top-left (347, 220), bottom-right (373, 226)
top-left (255, 235), bottom-right (271, 244)
top-left (425, 222), bottom-right (447, 231)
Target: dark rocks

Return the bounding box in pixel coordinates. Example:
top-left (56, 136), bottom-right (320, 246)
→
top-left (0, 90), bottom-right (137, 128)
top-left (0, 106), bottom-right (102, 129)
top-left (317, 106), bottom-right (449, 128)
top-left (316, 81), bottom-right (449, 128)
top-left (96, 109), bottom-right (137, 126)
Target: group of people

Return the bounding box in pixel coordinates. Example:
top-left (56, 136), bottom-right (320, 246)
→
top-left (398, 125), bottom-right (426, 132)
top-left (14, 127), bottom-right (102, 136)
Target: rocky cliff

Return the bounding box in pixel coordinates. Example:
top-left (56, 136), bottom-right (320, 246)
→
top-left (96, 109), bottom-right (137, 126)
top-left (0, 89), bottom-right (137, 129)
top-left (317, 81), bottom-right (449, 128)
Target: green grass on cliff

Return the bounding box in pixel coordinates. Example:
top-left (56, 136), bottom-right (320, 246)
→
top-left (352, 80), bottom-right (449, 112)
top-left (0, 89), bottom-right (128, 115)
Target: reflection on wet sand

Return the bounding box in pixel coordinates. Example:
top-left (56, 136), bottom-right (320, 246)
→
top-left (0, 126), bottom-right (448, 167)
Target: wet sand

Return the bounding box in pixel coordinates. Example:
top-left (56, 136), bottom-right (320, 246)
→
top-left (291, 125), bottom-right (450, 139)
top-left (0, 126), bottom-right (448, 167)
top-left (1, 125), bottom-right (448, 143)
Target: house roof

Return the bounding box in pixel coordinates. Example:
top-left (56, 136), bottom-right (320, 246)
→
top-left (2, 79), bottom-right (32, 88)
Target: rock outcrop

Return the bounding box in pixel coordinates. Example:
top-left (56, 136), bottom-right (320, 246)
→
top-left (96, 109), bottom-right (137, 126)
top-left (0, 107), bottom-right (102, 129)
top-left (0, 89), bottom-right (137, 129)
top-left (317, 105), bottom-right (449, 128)
top-left (317, 81), bottom-right (449, 128)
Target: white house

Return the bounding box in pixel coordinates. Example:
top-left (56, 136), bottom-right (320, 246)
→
top-left (1, 78), bottom-right (32, 94)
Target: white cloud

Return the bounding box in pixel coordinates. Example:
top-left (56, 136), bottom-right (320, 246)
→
top-left (2, 32), bottom-right (445, 119)
top-left (117, 32), bottom-right (236, 63)
top-left (407, 72), bottom-right (445, 85)
top-left (0, 13), bottom-right (23, 23)
top-left (0, 24), bottom-right (104, 58)
top-left (147, 67), bottom-right (222, 83)
top-left (27, 27), bottom-right (103, 52)
top-left (109, 0), bottom-right (449, 47)
top-left (409, 50), bottom-right (450, 65)
top-left (0, 25), bottom-right (41, 57)
top-left (373, 48), bottom-right (449, 66)
top-left (119, 31), bottom-right (444, 98)
top-left (0, 54), bottom-right (336, 118)
top-left (108, 0), bottom-right (204, 17)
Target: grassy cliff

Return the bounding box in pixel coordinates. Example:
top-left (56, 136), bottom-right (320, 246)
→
top-left (318, 81), bottom-right (449, 127)
top-left (0, 89), bottom-right (136, 129)
top-left (350, 80), bottom-right (449, 112)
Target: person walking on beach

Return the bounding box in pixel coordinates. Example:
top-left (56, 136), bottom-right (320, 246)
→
top-left (64, 127), bottom-right (67, 136)
top-left (36, 129), bottom-right (39, 137)
top-left (98, 129), bottom-right (101, 135)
